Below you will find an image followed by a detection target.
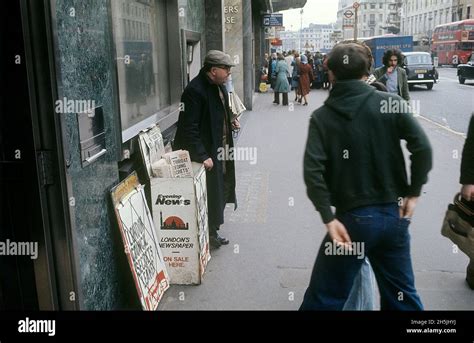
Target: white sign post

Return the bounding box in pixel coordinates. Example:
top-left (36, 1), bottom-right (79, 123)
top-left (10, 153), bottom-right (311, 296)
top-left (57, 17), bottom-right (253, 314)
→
top-left (111, 173), bottom-right (170, 310)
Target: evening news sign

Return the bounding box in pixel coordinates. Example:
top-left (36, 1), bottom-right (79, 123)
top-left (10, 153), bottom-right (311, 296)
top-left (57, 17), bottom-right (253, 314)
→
top-left (263, 14), bottom-right (283, 27)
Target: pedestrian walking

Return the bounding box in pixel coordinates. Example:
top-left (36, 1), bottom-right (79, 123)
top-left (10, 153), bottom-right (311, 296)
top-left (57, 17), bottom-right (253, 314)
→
top-left (273, 53), bottom-right (291, 106)
top-left (374, 49), bottom-right (410, 101)
top-left (300, 42), bottom-right (432, 310)
top-left (297, 55), bottom-right (314, 106)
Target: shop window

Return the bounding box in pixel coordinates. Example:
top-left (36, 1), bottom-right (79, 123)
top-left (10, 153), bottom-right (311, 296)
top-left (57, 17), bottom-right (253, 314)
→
top-left (110, 0), bottom-right (170, 138)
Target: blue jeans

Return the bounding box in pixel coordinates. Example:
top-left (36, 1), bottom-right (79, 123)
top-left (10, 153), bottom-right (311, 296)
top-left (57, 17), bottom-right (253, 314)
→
top-left (300, 203), bottom-right (423, 311)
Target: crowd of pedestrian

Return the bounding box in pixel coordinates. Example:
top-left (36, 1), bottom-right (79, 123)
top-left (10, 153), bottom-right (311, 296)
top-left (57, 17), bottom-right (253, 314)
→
top-left (261, 50), bottom-right (331, 106)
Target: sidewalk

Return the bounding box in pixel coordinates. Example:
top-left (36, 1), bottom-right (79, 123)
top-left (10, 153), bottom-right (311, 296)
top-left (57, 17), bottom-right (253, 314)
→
top-left (158, 88), bottom-right (474, 310)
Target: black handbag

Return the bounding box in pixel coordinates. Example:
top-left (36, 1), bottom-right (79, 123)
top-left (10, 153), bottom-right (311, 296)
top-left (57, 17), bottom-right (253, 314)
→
top-left (441, 193), bottom-right (474, 259)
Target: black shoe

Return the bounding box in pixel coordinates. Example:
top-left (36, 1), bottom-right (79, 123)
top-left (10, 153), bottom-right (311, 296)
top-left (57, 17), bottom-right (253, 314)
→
top-left (209, 236), bottom-right (221, 249)
top-left (216, 234), bottom-right (229, 245)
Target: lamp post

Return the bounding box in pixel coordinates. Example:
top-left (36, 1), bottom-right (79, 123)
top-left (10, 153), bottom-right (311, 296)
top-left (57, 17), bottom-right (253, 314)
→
top-left (428, 16), bottom-right (433, 53)
top-left (299, 8), bottom-right (303, 53)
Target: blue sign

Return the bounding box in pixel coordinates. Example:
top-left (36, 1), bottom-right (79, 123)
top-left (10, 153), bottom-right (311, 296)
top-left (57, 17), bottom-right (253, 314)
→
top-left (263, 14), bottom-right (283, 27)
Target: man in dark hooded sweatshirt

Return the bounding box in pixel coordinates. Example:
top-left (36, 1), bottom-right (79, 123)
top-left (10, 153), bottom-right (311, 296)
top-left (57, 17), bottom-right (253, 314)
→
top-left (300, 42), bottom-right (432, 310)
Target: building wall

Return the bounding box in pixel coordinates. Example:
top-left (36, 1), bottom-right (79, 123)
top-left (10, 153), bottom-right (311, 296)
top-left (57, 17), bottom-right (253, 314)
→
top-left (224, 0), bottom-right (245, 101)
top-left (179, 0), bottom-right (207, 60)
top-left (205, 0), bottom-right (225, 51)
top-left (51, 0), bottom-right (206, 310)
top-left (52, 0), bottom-right (126, 310)
top-left (281, 24), bottom-right (335, 53)
top-left (459, 0), bottom-right (474, 19)
top-left (401, 0), bottom-right (456, 41)
top-left (337, 0), bottom-right (396, 39)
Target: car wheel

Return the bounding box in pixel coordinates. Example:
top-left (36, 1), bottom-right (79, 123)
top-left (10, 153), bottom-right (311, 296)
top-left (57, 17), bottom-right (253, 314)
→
top-left (459, 75), bottom-right (466, 84)
top-left (426, 83), bottom-right (433, 90)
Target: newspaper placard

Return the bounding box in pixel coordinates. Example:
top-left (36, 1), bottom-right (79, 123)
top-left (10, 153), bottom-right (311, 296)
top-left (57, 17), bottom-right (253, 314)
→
top-left (111, 172), bottom-right (170, 310)
top-left (163, 150), bottom-right (193, 178)
top-left (194, 166), bottom-right (211, 275)
top-left (139, 125), bottom-right (165, 178)
top-left (151, 163), bottom-right (209, 284)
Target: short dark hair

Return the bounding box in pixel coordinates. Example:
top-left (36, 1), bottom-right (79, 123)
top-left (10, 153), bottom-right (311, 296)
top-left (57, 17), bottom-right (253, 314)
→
top-left (382, 49), bottom-right (403, 67)
top-left (327, 43), bottom-right (371, 80)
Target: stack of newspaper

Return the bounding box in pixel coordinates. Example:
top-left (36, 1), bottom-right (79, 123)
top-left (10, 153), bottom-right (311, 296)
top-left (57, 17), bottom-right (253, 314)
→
top-left (151, 150), bottom-right (193, 178)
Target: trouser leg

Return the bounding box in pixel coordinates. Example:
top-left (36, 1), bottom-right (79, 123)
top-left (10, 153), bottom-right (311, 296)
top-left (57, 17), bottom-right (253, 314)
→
top-left (300, 234), bottom-right (365, 310)
top-left (369, 218), bottom-right (424, 310)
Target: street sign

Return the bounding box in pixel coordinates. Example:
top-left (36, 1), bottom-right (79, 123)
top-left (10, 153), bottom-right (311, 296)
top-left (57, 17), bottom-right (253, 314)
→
top-left (343, 18), bottom-right (354, 28)
top-left (353, 2), bottom-right (360, 9)
top-left (263, 14), bottom-right (283, 27)
top-left (344, 10), bottom-right (354, 18)
top-left (264, 27), bottom-right (276, 39)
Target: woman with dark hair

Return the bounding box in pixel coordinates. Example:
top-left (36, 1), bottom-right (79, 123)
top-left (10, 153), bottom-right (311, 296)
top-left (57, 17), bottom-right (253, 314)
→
top-left (373, 49), bottom-right (410, 101)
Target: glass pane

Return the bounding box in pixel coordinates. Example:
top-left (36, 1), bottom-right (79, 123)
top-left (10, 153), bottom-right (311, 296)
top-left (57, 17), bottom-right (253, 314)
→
top-left (110, 0), bottom-right (170, 133)
top-left (407, 54), bottom-right (432, 64)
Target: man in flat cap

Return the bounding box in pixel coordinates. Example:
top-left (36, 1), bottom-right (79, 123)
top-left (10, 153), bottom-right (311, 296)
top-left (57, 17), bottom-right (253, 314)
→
top-left (174, 50), bottom-right (239, 249)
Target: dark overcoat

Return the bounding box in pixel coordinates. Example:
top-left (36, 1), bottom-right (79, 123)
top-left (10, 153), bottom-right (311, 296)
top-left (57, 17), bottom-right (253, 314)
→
top-left (173, 69), bottom-right (237, 226)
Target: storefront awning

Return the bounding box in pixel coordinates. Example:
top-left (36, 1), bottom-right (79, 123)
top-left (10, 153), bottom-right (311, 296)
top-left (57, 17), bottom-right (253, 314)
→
top-left (271, 0), bottom-right (307, 12)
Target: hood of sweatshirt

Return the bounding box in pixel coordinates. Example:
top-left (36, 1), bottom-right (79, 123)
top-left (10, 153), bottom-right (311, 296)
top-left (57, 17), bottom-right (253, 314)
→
top-left (324, 79), bottom-right (376, 120)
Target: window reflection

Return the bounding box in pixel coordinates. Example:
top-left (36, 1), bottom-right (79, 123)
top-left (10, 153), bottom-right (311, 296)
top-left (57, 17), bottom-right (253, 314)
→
top-left (111, 0), bottom-right (170, 133)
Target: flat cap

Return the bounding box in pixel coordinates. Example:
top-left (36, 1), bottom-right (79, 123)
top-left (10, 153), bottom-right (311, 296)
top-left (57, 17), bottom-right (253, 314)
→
top-left (204, 50), bottom-right (235, 67)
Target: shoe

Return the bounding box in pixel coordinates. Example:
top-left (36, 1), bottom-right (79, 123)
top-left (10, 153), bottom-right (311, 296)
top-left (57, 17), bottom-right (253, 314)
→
top-left (216, 233), bottom-right (229, 245)
top-left (209, 235), bottom-right (221, 249)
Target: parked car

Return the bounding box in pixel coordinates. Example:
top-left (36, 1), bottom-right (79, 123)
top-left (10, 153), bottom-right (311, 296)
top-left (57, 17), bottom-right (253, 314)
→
top-left (457, 53), bottom-right (474, 84)
top-left (402, 52), bottom-right (436, 90)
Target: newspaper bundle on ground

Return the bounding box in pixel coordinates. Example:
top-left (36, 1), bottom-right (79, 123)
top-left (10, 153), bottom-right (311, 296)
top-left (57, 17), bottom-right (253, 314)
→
top-left (110, 172), bottom-right (170, 310)
top-left (162, 150), bottom-right (193, 178)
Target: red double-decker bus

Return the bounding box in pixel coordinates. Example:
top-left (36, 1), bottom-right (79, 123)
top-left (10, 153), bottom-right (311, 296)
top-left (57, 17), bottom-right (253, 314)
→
top-left (431, 19), bottom-right (474, 65)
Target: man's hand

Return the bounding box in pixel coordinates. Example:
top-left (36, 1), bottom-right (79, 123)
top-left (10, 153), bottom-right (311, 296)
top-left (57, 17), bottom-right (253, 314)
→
top-left (387, 66), bottom-right (395, 74)
top-left (399, 196), bottom-right (418, 218)
top-left (325, 219), bottom-right (352, 248)
top-left (232, 118), bottom-right (240, 130)
top-left (203, 158), bottom-right (213, 171)
top-left (461, 184), bottom-right (474, 201)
